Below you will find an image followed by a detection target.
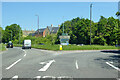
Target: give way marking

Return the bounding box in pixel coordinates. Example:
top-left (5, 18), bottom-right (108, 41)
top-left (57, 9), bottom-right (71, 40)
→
top-left (39, 60), bottom-right (55, 71)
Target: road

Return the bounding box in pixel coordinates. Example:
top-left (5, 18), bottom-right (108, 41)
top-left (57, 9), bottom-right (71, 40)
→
top-left (1, 47), bottom-right (120, 79)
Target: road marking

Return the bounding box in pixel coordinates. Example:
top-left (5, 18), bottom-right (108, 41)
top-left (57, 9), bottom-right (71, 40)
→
top-left (106, 62), bottom-right (120, 71)
top-left (39, 60), bottom-right (55, 71)
top-left (75, 60), bottom-right (79, 69)
top-left (40, 62), bottom-right (46, 64)
top-left (6, 59), bottom-right (22, 70)
top-left (102, 53), bottom-right (119, 55)
top-left (12, 75), bottom-right (18, 78)
top-left (34, 76), bottom-right (41, 78)
top-left (24, 54), bottom-right (26, 57)
top-left (43, 76), bottom-right (56, 78)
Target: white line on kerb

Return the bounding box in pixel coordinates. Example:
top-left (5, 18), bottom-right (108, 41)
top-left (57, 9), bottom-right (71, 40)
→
top-left (75, 60), bottom-right (79, 69)
top-left (106, 62), bottom-right (120, 71)
top-left (12, 75), bottom-right (18, 78)
top-left (6, 59), bottom-right (22, 70)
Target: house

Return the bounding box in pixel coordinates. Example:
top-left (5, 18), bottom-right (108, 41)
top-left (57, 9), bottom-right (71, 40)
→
top-left (34, 24), bottom-right (60, 37)
top-left (46, 24), bottom-right (60, 34)
top-left (34, 28), bottom-right (46, 37)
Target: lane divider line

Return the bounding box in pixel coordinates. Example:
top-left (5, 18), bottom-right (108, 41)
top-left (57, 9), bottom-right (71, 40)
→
top-left (12, 75), bottom-right (18, 78)
top-left (6, 59), bottom-right (22, 70)
top-left (75, 60), bottom-right (79, 69)
top-left (24, 54), bottom-right (26, 57)
top-left (106, 62), bottom-right (120, 71)
top-left (34, 76), bottom-right (41, 78)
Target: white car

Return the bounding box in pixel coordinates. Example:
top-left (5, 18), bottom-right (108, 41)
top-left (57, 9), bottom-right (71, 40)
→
top-left (22, 40), bottom-right (31, 49)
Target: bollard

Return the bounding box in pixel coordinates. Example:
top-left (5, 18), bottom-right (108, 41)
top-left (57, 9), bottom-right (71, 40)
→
top-left (60, 45), bottom-right (62, 50)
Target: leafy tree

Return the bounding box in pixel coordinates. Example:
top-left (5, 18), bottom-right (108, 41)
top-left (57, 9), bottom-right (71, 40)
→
top-left (56, 16), bottom-right (120, 45)
top-left (2, 24), bottom-right (22, 43)
top-left (116, 11), bottom-right (120, 17)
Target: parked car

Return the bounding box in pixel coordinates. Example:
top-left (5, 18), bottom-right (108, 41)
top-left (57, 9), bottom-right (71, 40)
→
top-left (6, 41), bottom-right (13, 48)
top-left (22, 40), bottom-right (31, 49)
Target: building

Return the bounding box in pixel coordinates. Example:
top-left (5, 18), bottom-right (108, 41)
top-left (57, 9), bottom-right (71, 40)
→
top-left (46, 24), bottom-right (60, 34)
top-left (118, 1), bottom-right (120, 20)
top-left (22, 29), bottom-right (35, 37)
top-left (34, 28), bottom-right (46, 37)
top-left (34, 24), bottom-right (60, 37)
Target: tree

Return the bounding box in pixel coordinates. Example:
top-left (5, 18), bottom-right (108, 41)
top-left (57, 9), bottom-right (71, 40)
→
top-left (0, 26), bottom-right (4, 43)
top-left (2, 24), bottom-right (22, 43)
top-left (56, 16), bottom-right (119, 45)
top-left (116, 11), bottom-right (120, 17)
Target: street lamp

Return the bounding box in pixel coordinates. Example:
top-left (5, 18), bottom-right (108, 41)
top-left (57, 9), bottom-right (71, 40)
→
top-left (63, 16), bottom-right (64, 34)
top-left (90, 4), bottom-right (92, 45)
top-left (11, 31), bottom-right (12, 41)
top-left (19, 30), bottom-right (20, 45)
top-left (35, 15), bottom-right (39, 35)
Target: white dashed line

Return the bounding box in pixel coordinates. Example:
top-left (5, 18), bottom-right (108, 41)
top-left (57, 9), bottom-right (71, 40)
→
top-left (34, 76), bottom-right (41, 78)
top-left (75, 60), bottom-right (79, 69)
top-left (24, 54), bottom-right (26, 57)
top-left (42, 76), bottom-right (56, 78)
top-left (39, 60), bottom-right (55, 71)
top-left (106, 62), bottom-right (120, 71)
top-left (6, 59), bottom-right (22, 70)
top-left (12, 75), bottom-right (18, 78)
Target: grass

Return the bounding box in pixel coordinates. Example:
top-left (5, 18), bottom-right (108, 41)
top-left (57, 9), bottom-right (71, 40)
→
top-left (14, 44), bottom-right (119, 51)
top-left (0, 43), bottom-right (6, 51)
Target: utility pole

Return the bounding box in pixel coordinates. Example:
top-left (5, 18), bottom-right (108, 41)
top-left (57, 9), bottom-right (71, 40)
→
top-left (63, 16), bottom-right (64, 34)
top-left (11, 31), bottom-right (12, 41)
top-left (35, 15), bottom-right (39, 35)
top-left (90, 4), bottom-right (92, 45)
top-left (19, 30), bottom-right (20, 45)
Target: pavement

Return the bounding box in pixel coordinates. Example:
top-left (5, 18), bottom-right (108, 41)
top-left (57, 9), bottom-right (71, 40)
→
top-left (0, 47), bottom-right (120, 79)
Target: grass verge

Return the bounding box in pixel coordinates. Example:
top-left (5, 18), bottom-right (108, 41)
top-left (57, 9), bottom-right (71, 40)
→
top-left (0, 44), bottom-right (6, 51)
top-left (14, 44), bottom-right (119, 51)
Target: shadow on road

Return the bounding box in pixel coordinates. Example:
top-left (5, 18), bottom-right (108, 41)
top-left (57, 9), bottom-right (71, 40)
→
top-left (101, 50), bottom-right (120, 54)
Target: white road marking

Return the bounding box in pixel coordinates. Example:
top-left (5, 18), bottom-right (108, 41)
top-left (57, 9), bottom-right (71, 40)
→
top-left (40, 62), bottom-right (46, 64)
top-left (106, 62), bottom-right (120, 71)
top-left (12, 75), bottom-right (18, 78)
top-left (75, 60), bottom-right (79, 69)
top-left (57, 76), bottom-right (72, 78)
top-left (39, 60), bottom-right (55, 71)
top-left (34, 76), bottom-right (41, 78)
top-left (42, 76), bottom-right (56, 78)
top-left (102, 53), bottom-right (119, 55)
top-left (6, 59), bottom-right (22, 70)
top-left (24, 54), bottom-right (26, 57)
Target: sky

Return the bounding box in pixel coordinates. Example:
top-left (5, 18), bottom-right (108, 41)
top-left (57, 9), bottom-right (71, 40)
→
top-left (2, 2), bottom-right (119, 30)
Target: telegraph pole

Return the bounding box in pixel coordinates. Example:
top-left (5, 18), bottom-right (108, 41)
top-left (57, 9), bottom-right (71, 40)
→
top-left (90, 4), bottom-right (92, 45)
top-left (19, 30), bottom-right (20, 45)
top-left (35, 15), bottom-right (39, 35)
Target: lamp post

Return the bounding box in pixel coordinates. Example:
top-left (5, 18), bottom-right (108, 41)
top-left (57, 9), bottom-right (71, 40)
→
top-left (63, 16), bottom-right (64, 34)
top-left (19, 30), bottom-right (20, 45)
top-left (11, 31), bottom-right (12, 41)
top-left (90, 4), bottom-right (92, 45)
top-left (35, 15), bottom-right (39, 35)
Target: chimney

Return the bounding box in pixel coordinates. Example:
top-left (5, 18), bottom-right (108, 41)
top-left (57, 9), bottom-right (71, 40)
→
top-left (51, 24), bottom-right (53, 27)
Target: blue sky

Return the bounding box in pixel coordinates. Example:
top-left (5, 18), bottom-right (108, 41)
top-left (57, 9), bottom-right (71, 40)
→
top-left (2, 2), bottom-right (118, 30)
